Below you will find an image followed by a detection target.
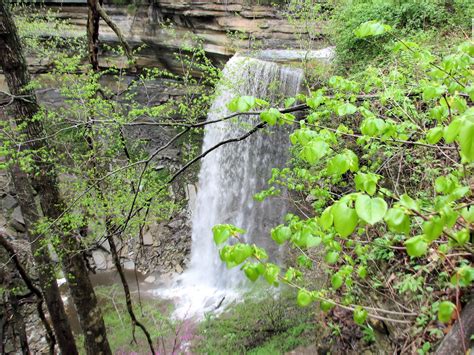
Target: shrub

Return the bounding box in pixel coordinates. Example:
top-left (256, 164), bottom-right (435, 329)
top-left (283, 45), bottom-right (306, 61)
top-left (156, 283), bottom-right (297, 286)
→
top-left (332, 0), bottom-right (474, 70)
top-left (195, 292), bottom-right (317, 354)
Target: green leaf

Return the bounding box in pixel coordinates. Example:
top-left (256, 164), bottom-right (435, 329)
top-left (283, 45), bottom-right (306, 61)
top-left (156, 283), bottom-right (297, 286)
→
top-left (454, 229), bottom-right (469, 245)
top-left (444, 119), bottom-right (461, 143)
top-left (325, 251), bottom-right (339, 264)
top-left (426, 126), bottom-right (443, 144)
top-left (320, 300), bottom-right (334, 312)
top-left (353, 306), bottom-right (368, 325)
top-left (336, 103), bottom-right (357, 116)
top-left (461, 206), bottom-right (474, 223)
top-left (260, 108), bottom-right (281, 126)
top-left (355, 195), bottom-right (387, 225)
top-left (306, 93), bottom-right (324, 109)
top-left (305, 235), bottom-right (322, 248)
top-left (332, 202), bottom-right (358, 237)
top-left (264, 263), bottom-right (280, 285)
top-left (212, 224), bottom-right (245, 245)
top-left (327, 154), bottom-right (349, 175)
top-left (459, 121), bottom-right (474, 162)
top-left (384, 207), bottom-right (410, 235)
top-left (331, 273), bottom-right (344, 289)
top-left (253, 246), bottom-right (268, 260)
top-left (435, 175), bottom-right (458, 194)
top-left (299, 140), bottom-right (329, 165)
top-left (354, 21), bottom-right (391, 38)
top-left (243, 263), bottom-right (260, 282)
top-left (357, 266), bottom-right (367, 279)
top-left (227, 96), bottom-right (257, 112)
top-left (297, 289), bottom-right (313, 307)
top-left (354, 172), bottom-right (378, 196)
top-left (212, 225), bottom-right (231, 245)
top-left (231, 243), bottom-right (253, 265)
top-left (360, 118), bottom-right (386, 137)
top-left (284, 97), bottom-right (296, 108)
top-left (438, 301), bottom-right (456, 323)
top-left (271, 225), bottom-right (292, 245)
top-left (319, 206), bottom-right (334, 231)
top-left (422, 217), bottom-right (444, 242)
top-left (284, 267), bottom-right (299, 282)
top-left (405, 235), bottom-right (428, 257)
top-left (422, 85), bottom-right (445, 101)
top-left (450, 265), bottom-right (474, 287)
top-left (399, 194), bottom-right (419, 211)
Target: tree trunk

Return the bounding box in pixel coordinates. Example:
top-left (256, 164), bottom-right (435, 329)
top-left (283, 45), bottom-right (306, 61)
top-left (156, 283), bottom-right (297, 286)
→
top-left (87, 0), bottom-right (101, 70)
top-left (0, 2), bottom-right (111, 354)
top-left (9, 164), bottom-right (78, 355)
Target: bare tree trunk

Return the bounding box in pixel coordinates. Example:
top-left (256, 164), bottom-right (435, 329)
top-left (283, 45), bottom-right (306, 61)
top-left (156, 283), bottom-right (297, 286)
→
top-left (87, 0), bottom-right (101, 70)
top-left (0, 230), bottom-right (56, 354)
top-left (0, 2), bottom-right (111, 354)
top-left (8, 164), bottom-right (77, 355)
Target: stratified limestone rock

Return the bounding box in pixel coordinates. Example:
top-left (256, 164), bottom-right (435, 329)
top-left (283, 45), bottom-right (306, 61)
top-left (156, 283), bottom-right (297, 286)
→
top-left (22, 0), bottom-right (327, 73)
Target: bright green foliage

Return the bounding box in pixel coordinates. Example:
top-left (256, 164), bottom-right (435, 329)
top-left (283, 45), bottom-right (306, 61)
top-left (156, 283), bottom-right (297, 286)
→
top-left (296, 289), bottom-right (313, 307)
top-left (353, 306), bottom-right (368, 325)
top-left (271, 225), bottom-right (292, 245)
top-left (437, 301), bottom-right (456, 323)
top-left (260, 108), bottom-right (282, 126)
top-left (353, 21), bottom-right (392, 39)
top-left (228, 96), bottom-right (268, 113)
top-left (332, 0), bottom-right (473, 69)
top-left (212, 224), bottom-right (246, 245)
top-left (196, 295), bottom-right (317, 354)
top-left (213, 28), bottom-right (473, 343)
top-left (384, 208), bottom-right (410, 234)
top-left (332, 202), bottom-right (358, 237)
top-left (405, 235), bottom-right (428, 257)
top-left (355, 195), bottom-right (387, 225)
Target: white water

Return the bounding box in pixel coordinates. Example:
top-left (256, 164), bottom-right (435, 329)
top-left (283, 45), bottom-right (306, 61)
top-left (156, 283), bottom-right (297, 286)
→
top-left (159, 55), bottom-right (304, 318)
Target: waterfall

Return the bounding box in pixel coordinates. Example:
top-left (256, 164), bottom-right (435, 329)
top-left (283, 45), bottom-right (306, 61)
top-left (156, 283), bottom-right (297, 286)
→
top-left (161, 55), bottom-right (304, 318)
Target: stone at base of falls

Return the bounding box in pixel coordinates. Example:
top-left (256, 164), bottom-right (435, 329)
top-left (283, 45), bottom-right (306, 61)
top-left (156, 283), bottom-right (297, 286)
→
top-left (175, 264), bottom-right (184, 274)
top-left (142, 231), bottom-right (154, 246)
top-left (123, 260), bottom-right (135, 270)
top-left (144, 275), bottom-right (156, 283)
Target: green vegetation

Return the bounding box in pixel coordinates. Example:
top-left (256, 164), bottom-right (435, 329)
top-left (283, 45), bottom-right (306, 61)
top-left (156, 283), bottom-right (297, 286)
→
top-left (1, 0), bottom-right (473, 353)
top-left (212, 17), bottom-right (473, 354)
top-left (195, 292), bottom-right (317, 354)
top-left (332, 0), bottom-right (473, 70)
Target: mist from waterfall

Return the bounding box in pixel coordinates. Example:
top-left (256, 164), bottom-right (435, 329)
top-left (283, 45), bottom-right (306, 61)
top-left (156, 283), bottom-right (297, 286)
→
top-left (160, 55), bottom-right (304, 318)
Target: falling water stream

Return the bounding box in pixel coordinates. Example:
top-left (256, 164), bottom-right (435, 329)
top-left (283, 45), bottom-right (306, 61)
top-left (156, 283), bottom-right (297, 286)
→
top-left (158, 54), bottom-right (305, 318)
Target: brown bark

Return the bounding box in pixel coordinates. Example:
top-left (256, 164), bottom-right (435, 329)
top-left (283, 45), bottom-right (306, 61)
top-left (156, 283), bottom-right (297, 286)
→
top-left (87, 0), bottom-right (101, 70)
top-left (0, 2), bottom-right (111, 354)
top-left (0, 231), bottom-right (56, 354)
top-left (7, 164), bottom-right (75, 355)
top-left (96, 2), bottom-right (134, 63)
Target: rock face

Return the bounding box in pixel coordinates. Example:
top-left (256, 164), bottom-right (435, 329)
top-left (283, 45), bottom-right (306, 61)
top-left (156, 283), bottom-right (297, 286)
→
top-left (28, 0), bottom-right (326, 73)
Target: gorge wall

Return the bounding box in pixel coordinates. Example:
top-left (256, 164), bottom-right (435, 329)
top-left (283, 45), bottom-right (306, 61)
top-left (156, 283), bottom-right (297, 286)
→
top-left (25, 0), bottom-right (328, 72)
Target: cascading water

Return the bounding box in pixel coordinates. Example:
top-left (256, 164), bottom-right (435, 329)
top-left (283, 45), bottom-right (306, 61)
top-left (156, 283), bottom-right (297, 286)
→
top-left (160, 54), bottom-right (304, 318)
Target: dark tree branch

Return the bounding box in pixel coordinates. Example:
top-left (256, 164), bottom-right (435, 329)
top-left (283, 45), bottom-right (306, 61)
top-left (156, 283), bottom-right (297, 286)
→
top-left (0, 231), bottom-right (56, 354)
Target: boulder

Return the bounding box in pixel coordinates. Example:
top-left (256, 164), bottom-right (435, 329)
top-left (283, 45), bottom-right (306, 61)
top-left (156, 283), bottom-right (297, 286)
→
top-left (92, 251), bottom-right (107, 270)
top-left (1, 194), bottom-right (18, 210)
top-left (123, 260), bottom-right (135, 270)
top-left (10, 206), bottom-right (25, 232)
top-left (142, 232), bottom-right (154, 246)
top-left (144, 275), bottom-right (156, 283)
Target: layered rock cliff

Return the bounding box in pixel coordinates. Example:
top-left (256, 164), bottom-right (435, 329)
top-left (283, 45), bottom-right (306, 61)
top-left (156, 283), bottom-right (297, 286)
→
top-left (33, 0), bottom-right (327, 72)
